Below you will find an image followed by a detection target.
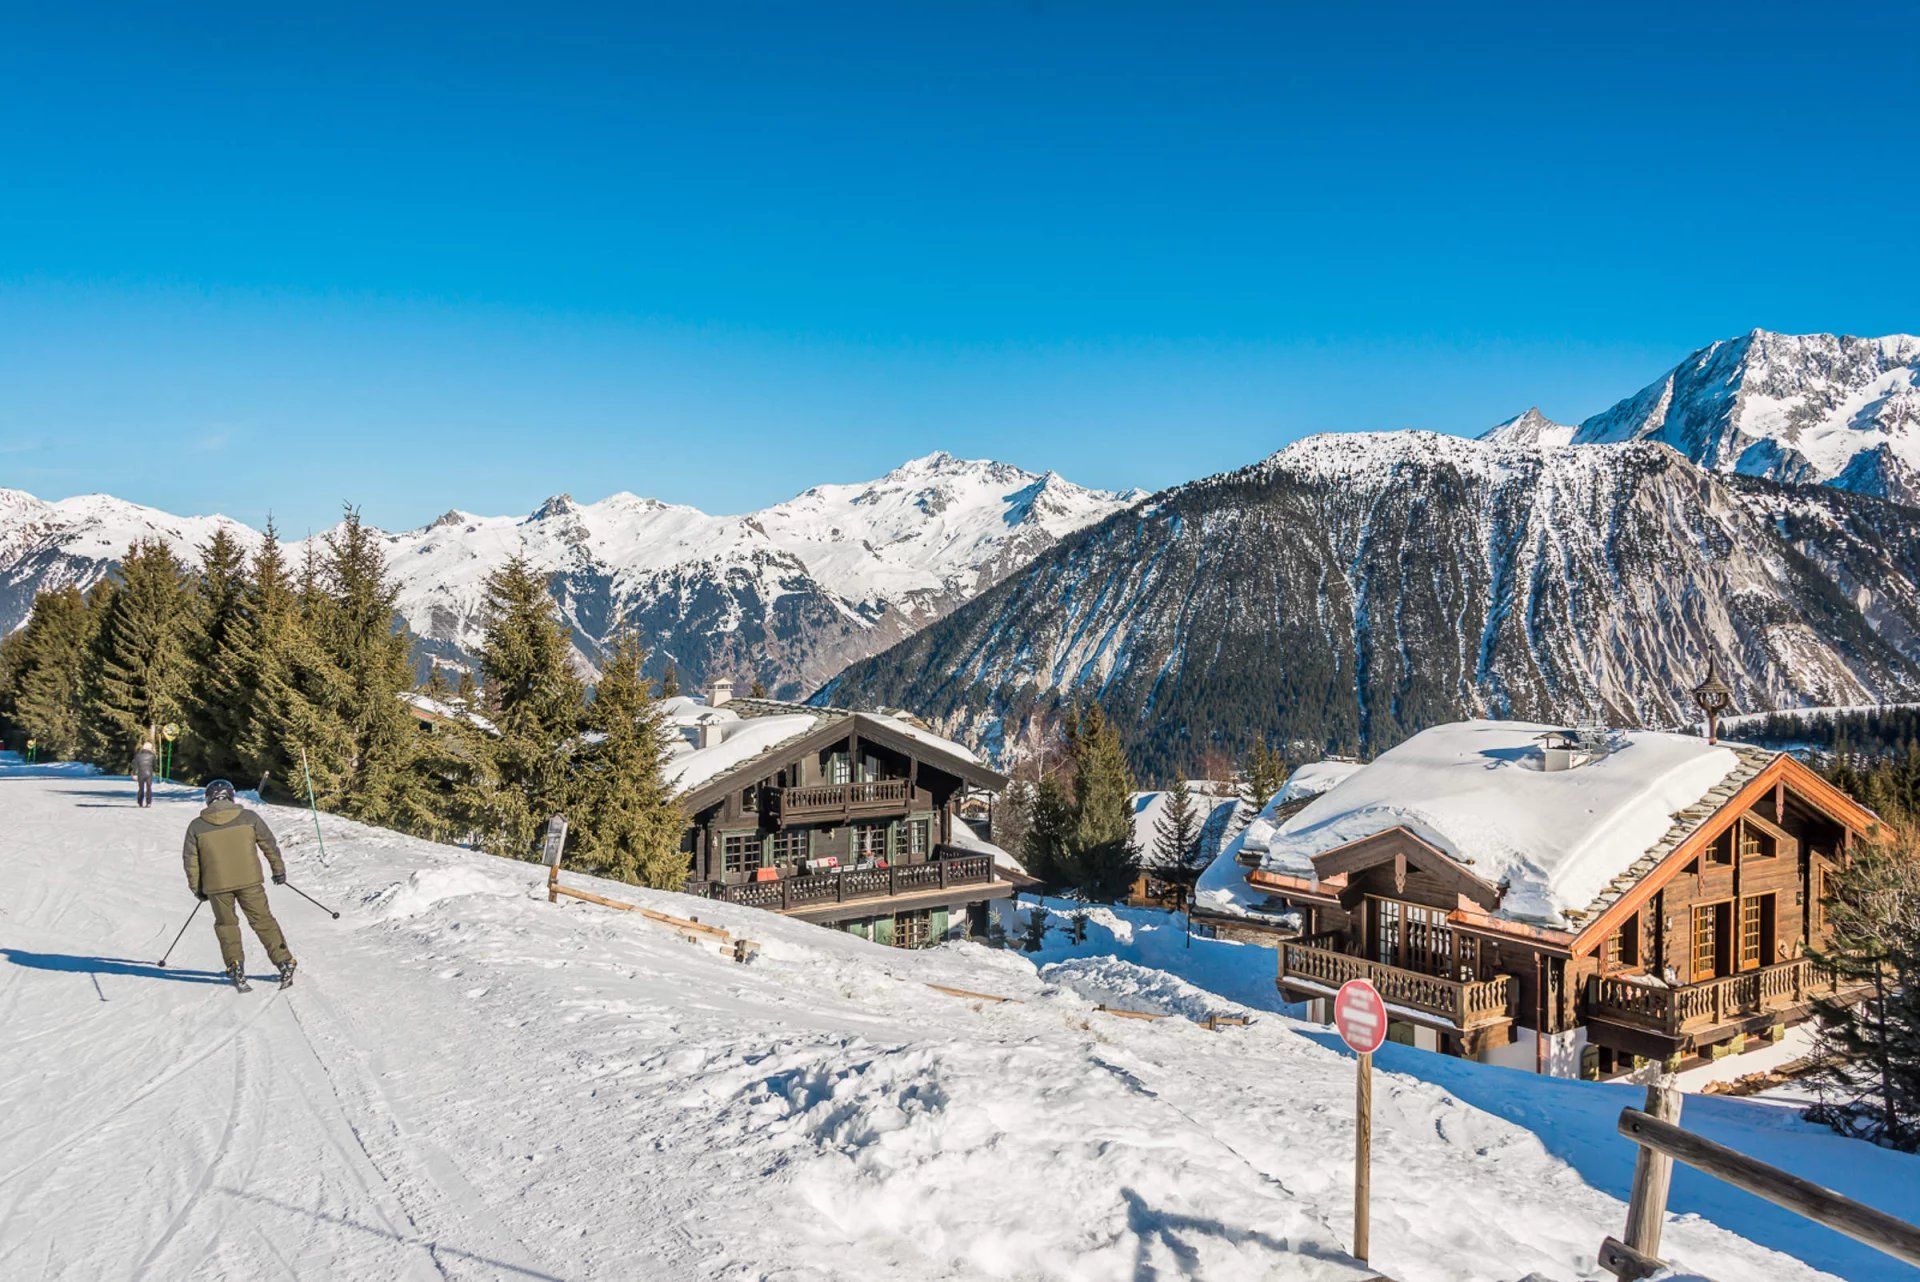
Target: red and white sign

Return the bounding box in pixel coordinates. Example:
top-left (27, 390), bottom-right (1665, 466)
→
top-left (1334, 978), bottom-right (1388, 1055)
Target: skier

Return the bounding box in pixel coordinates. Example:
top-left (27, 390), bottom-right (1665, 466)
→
top-left (132, 740), bottom-right (156, 808)
top-left (181, 779), bottom-right (297, 991)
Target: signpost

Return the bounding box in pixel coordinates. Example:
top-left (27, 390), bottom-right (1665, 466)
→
top-left (1334, 977), bottom-right (1388, 1265)
top-left (161, 722), bottom-right (180, 781)
top-left (541, 814), bottom-right (569, 902)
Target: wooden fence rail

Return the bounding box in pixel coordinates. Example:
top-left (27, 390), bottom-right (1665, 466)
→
top-left (1602, 1082), bottom-right (1920, 1279)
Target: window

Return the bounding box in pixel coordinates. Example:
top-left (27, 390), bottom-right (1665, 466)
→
top-left (853, 824), bottom-right (887, 859)
top-left (1692, 904), bottom-right (1720, 980)
top-left (770, 829), bottom-right (809, 865)
top-left (1813, 866), bottom-right (1827, 934)
top-left (1608, 911), bottom-right (1640, 969)
top-left (825, 752), bottom-right (852, 786)
top-left (722, 833), bottom-right (760, 875)
top-left (1741, 894), bottom-right (1774, 970)
top-left (908, 819), bottom-right (929, 856)
top-left (1371, 899), bottom-right (1400, 966)
top-left (742, 784), bottom-right (759, 812)
top-left (1739, 825), bottom-right (1775, 861)
top-left (1706, 830), bottom-right (1734, 866)
top-left (1368, 897), bottom-right (1451, 976)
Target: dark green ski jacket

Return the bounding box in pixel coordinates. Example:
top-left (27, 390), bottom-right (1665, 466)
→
top-left (182, 802), bottom-right (285, 895)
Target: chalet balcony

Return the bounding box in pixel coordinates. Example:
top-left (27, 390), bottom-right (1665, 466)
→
top-left (1277, 934), bottom-right (1516, 1030)
top-left (1585, 959), bottom-right (1852, 1041)
top-left (772, 779), bottom-right (913, 821)
top-left (687, 845), bottom-right (994, 914)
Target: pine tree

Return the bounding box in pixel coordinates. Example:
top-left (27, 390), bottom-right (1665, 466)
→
top-left (222, 523), bottom-right (320, 796)
top-left (1153, 776), bottom-right (1200, 871)
top-left (80, 540), bottom-right (192, 768)
top-left (456, 668), bottom-right (478, 702)
top-left (657, 661), bottom-right (680, 698)
top-left (570, 633), bottom-right (686, 886)
top-left (1064, 704), bottom-right (1139, 901)
top-left (180, 527), bottom-right (251, 779)
top-left (993, 777), bottom-right (1036, 865)
top-left (749, 677), bottom-right (769, 699)
top-left (1237, 740), bottom-right (1291, 813)
top-left (6, 585), bottom-right (96, 759)
top-left (307, 508), bottom-right (427, 826)
top-left (1023, 775), bottom-right (1075, 885)
top-left (424, 666), bottom-right (451, 698)
top-left (1808, 821), bottom-right (1920, 1150)
top-left (472, 554), bottom-right (584, 859)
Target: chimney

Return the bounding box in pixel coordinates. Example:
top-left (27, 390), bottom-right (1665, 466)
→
top-left (710, 677), bottom-right (735, 708)
top-left (698, 717), bottom-right (724, 749)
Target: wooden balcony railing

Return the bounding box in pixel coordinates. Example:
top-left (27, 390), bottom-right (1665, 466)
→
top-left (687, 847), bottom-right (993, 914)
top-left (1277, 940), bottom-right (1514, 1029)
top-left (774, 779), bottom-right (912, 820)
top-left (1586, 958), bottom-right (1840, 1037)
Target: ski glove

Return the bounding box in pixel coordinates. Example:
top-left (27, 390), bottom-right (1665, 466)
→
top-left (272, 873), bottom-right (285, 885)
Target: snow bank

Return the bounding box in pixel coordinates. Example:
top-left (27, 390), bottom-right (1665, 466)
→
top-left (369, 865), bottom-right (526, 920)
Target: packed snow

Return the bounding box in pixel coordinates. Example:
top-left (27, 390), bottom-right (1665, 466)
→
top-left (4, 760), bottom-right (1914, 1281)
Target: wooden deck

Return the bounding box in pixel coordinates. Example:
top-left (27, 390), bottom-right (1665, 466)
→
top-left (687, 847), bottom-right (995, 915)
top-left (772, 779), bottom-right (912, 821)
top-left (1277, 936), bottom-right (1515, 1030)
top-left (1585, 959), bottom-right (1848, 1039)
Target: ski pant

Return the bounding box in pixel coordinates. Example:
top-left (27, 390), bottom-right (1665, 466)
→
top-left (136, 775), bottom-right (152, 807)
top-left (208, 884), bottom-right (292, 969)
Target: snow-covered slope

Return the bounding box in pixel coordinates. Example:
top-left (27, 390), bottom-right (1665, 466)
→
top-left (826, 431), bottom-right (1920, 772)
top-left (0, 455), bottom-right (1136, 696)
top-left (1481, 406), bottom-right (1577, 448)
top-left (1575, 330), bottom-right (1920, 504)
top-left (3, 760), bottom-right (1911, 1280)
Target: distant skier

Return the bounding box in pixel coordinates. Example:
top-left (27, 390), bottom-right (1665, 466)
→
top-left (132, 740), bottom-right (156, 808)
top-left (182, 779), bottom-right (297, 991)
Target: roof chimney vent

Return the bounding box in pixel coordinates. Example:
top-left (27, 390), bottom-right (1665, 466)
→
top-left (1535, 729), bottom-right (1591, 773)
top-left (709, 677), bottom-right (735, 708)
top-left (697, 716), bottom-right (725, 749)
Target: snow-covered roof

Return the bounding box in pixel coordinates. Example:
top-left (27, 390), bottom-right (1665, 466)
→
top-left (397, 691), bottom-right (498, 735)
top-left (951, 817), bottom-right (1027, 878)
top-left (1242, 721), bottom-right (1751, 928)
top-left (1129, 785), bottom-right (1244, 870)
top-left (661, 713), bottom-right (824, 795)
top-left (1274, 760), bottom-right (1363, 805)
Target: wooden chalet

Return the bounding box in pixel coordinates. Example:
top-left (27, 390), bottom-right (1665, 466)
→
top-left (1196, 717), bottom-right (1877, 1078)
top-left (663, 683), bottom-right (1013, 947)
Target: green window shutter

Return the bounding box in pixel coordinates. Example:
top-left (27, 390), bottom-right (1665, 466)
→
top-left (931, 907), bottom-right (949, 940)
top-left (873, 915), bottom-right (894, 946)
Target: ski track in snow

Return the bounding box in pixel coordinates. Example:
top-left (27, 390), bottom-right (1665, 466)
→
top-left (0, 763), bottom-right (1912, 1280)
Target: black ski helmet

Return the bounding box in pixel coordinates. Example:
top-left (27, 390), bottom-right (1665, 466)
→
top-left (205, 778), bottom-right (237, 804)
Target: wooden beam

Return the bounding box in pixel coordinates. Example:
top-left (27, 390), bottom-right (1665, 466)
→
top-left (1617, 1108), bottom-right (1920, 1267)
top-left (1623, 1082), bottom-right (1681, 1258)
top-left (550, 883), bottom-right (734, 942)
top-left (1597, 1236), bottom-right (1665, 1281)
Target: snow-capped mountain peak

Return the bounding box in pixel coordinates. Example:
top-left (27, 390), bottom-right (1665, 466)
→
top-left (1574, 329), bottom-right (1920, 503)
top-left (1481, 407), bottom-right (1577, 448)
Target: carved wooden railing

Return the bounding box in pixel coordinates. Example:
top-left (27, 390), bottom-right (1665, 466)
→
top-left (774, 779), bottom-right (912, 819)
top-left (1277, 940), bottom-right (1515, 1028)
top-left (1586, 958), bottom-right (1829, 1037)
top-left (687, 848), bottom-right (993, 913)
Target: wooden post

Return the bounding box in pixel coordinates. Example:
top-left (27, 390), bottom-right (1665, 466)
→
top-left (547, 861), bottom-right (559, 904)
top-left (1355, 1050), bottom-right (1372, 1264)
top-left (1623, 1080), bottom-right (1682, 1260)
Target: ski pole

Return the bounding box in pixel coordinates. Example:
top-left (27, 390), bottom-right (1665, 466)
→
top-left (300, 747), bottom-right (329, 865)
top-left (282, 880), bottom-right (341, 919)
top-left (157, 900), bottom-right (204, 967)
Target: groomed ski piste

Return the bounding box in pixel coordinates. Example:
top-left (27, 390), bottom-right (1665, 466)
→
top-left (3, 759), bottom-right (1916, 1281)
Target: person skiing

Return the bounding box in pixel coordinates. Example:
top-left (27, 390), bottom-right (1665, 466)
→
top-left (181, 779), bottom-right (297, 991)
top-left (132, 740), bottom-right (157, 808)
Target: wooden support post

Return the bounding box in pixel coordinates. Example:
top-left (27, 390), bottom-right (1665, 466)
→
top-left (1598, 1235), bottom-right (1665, 1281)
top-left (1355, 1050), bottom-right (1372, 1264)
top-left (547, 861), bottom-right (559, 904)
top-left (1623, 1080), bottom-right (1682, 1260)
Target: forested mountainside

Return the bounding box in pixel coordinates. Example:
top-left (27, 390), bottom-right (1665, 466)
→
top-left (0, 454), bottom-right (1136, 697)
top-left (820, 433), bottom-right (1920, 777)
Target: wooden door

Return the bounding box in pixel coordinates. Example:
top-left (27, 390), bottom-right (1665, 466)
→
top-left (1691, 902), bottom-right (1733, 983)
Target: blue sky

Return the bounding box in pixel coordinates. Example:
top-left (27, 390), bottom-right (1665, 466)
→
top-left (2, 2), bottom-right (1915, 533)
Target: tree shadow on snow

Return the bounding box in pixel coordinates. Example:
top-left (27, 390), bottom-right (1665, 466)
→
top-left (0, 949), bottom-right (272, 986)
top-left (1119, 1188), bottom-right (1359, 1274)
top-left (219, 1188), bottom-right (568, 1280)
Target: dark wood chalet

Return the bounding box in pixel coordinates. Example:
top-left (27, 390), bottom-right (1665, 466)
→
top-left (665, 692), bottom-right (1013, 947)
top-left (1202, 720), bottom-right (1877, 1078)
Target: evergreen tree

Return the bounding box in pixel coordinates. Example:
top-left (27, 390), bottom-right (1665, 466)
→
top-left (1808, 821), bottom-right (1920, 1150)
top-left (472, 554), bottom-right (584, 858)
top-left (1063, 704), bottom-right (1139, 900)
top-left (456, 668), bottom-right (478, 702)
top-left (80, 540), bottom-right (192, 768)
top-left (749, 676), bottom-right (769, 699)
top-left (6, 585), bottom-right (96, 759)
top-left (180, 527), bottom-right (251, 779)
top-left (424, 666), bottom-right (451, 698)
top-left (993, 777), bottom-right (1036, 866)
top-left (1022, 774), bottom-right (1075, 885)
top-left (307, 508), bottom-right (426, 826)
top-left (1153, 776), bottom-right (1200, 871)
top-left (223, 523), bottom-right (320, 796)
top-left (570, 633), bottom-right (685, 886)
top-left (1237, 740), bottom-right (1291, 813)
top-left (657, 661), bottom-right (679, 698)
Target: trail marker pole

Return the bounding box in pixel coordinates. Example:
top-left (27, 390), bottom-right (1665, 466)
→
top-left (541, 814), bottom-right (569, 903)
top-left (161, 722), bottom-right (179, 781)
top-left (1334, 977), bottom-right (1388, 1265)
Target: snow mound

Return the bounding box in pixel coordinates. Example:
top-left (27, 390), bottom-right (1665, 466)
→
top-left (370, 865), bottom-right (525, 920)
top-left (1042, 956), bottom-right (1245, 1022)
